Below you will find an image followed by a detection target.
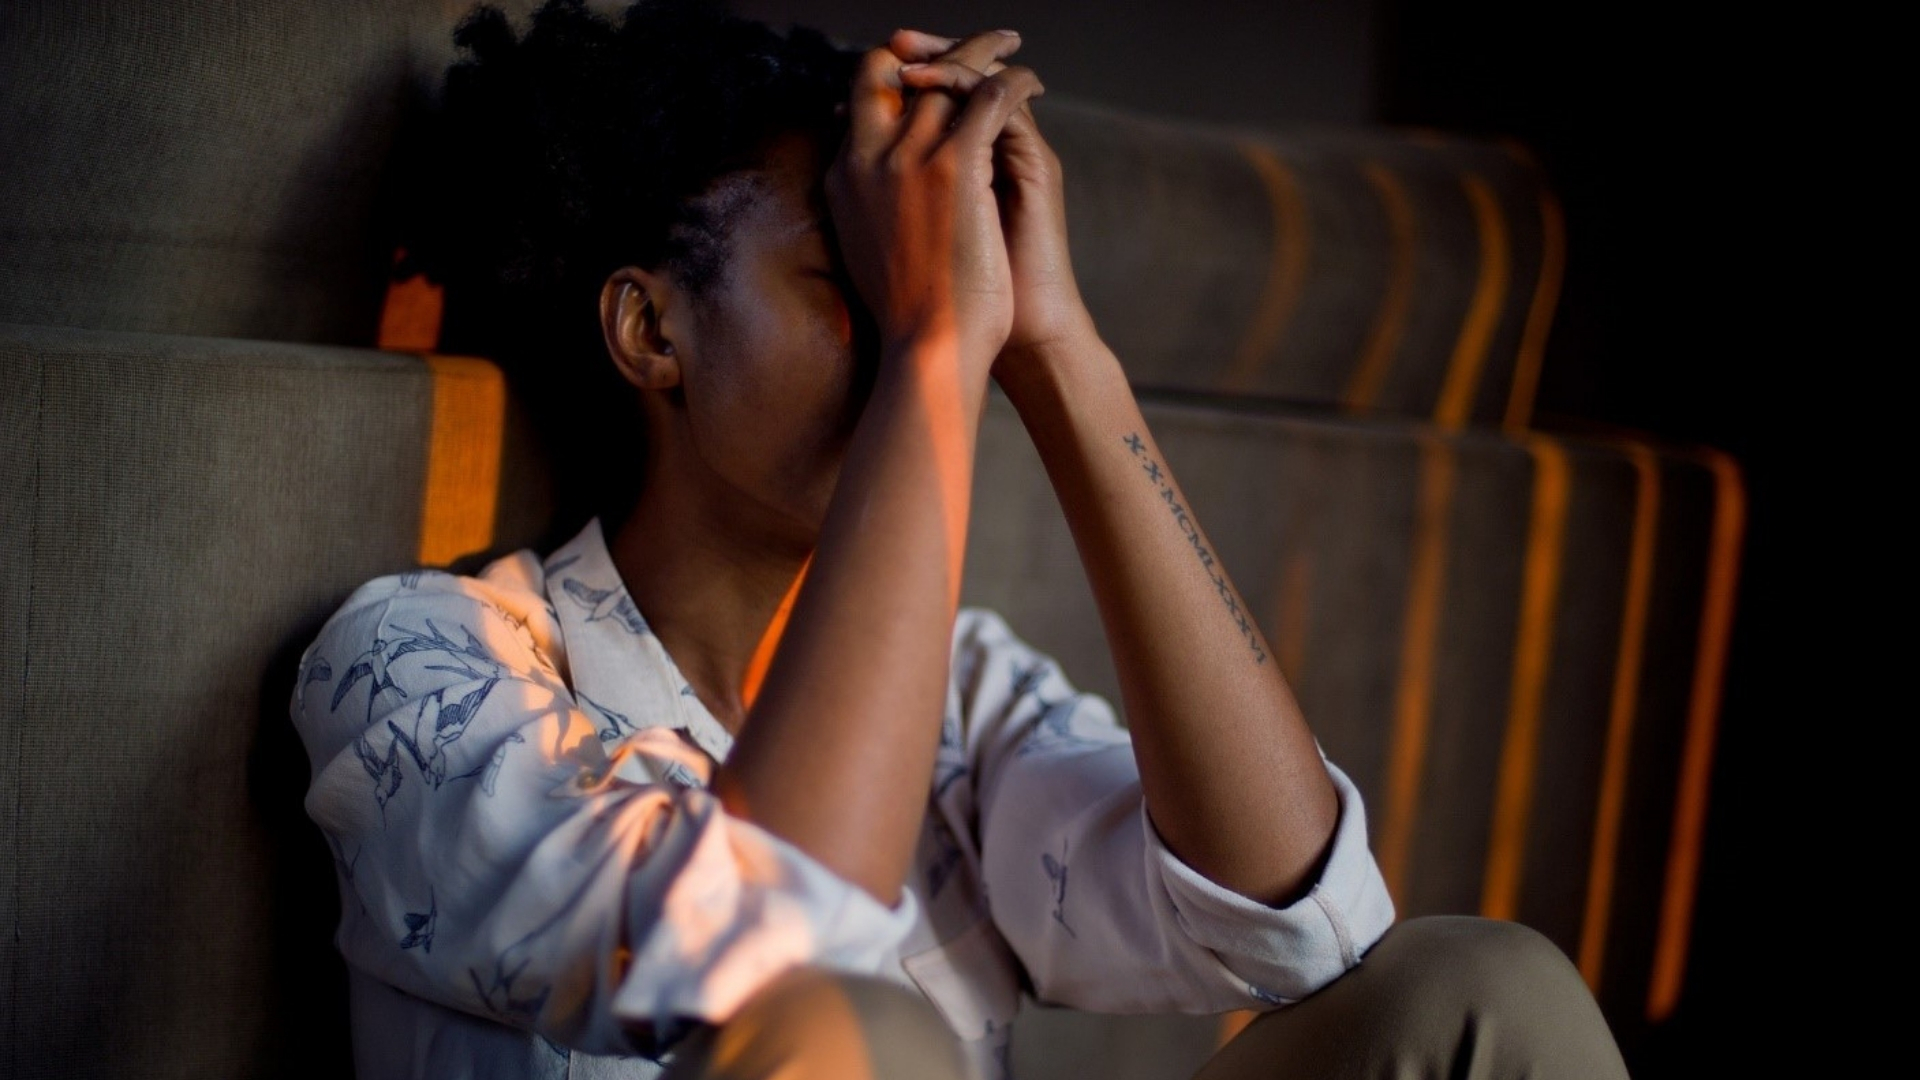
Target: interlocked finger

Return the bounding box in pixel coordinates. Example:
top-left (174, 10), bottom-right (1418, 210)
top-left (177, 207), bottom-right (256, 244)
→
top-left (945, 65), bottom-right (1045, 155)
top-left (846, 45), bottom-right (911, 161)
top-left (901, 58), bottom-right (1033, 128)
top-left (885, 28), bottom-right (960, 63)
top-left (901, 30), bottom-right (1022, 146)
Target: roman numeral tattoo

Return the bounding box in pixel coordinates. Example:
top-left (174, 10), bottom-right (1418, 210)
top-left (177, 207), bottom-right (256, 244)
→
top-left (1124, 432), bottom-right (1266, 664)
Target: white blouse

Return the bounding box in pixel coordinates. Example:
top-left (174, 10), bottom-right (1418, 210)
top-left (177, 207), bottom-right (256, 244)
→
top-left (290, 517), bottom-right (1395, 1080)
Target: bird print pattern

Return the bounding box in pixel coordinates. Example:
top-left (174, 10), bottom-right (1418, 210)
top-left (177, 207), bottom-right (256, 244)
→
top-left (386, 679), bottom-right (500, 789)
top-left (288, 527), bottom-right (1394, 1080)
top-left (934, 709), bottom-right (970, 798)
top-left (317, 618), bottom-right (527, 821)
top-left (332, 637), bottom-right (404, 725)
top-left (1042, 837), bottom-right (1077, 938)
top-left (399, 889), bottom-right (438, 953)
top-left (560, 577), bottom-right (648, 635)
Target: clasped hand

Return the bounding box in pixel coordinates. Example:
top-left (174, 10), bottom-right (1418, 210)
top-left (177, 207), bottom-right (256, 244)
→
top-left (827, 29), bottom-right (1093, 385)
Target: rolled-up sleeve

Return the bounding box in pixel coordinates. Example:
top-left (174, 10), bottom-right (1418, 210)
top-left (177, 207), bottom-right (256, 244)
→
top-left (1143, 757), bottom-right (1395, 1005)
top-left (960, 609), bottom-right (1394, 1015)
top-left (293, 574), bottom-right (915, 1057)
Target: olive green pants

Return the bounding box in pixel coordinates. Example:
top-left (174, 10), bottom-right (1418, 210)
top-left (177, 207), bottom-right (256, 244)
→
top-left (662, 916), bottom-right (1631, 1080)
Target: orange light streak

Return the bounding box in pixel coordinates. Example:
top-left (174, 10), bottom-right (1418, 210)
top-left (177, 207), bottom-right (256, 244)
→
top-left (1480, 435), bottom-right (1569, 921)
top-left (743, 557), bottom-right (810, 710)
top-left (908, 333), bottom-right (975, 615)
top-left (1648, 450), bottom-right (1745, 1021)
top-left (1503, 187), bottom-right (1564, 432)
top-left (1218, 1009), bottom-right (1256, 1047)
top-left (1378, 437), bottom-right (1456, 903)
top-left (417, 355), bottom-right (506, 567)
top-left (1432, 173), bottom-right (1510, 430)
top-left (1344, 161), bottom-right (1416, 412)
top-left (1223, 143), bottom-right (1309, 393)
top-left (1577, 442), bottom-right (1659, 990)
top-left (378, 248), bottom-right (445, 353)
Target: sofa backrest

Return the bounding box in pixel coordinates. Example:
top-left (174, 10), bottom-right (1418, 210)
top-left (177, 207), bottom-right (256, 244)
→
top-left (1045, 102), bottom-right (1563, 428)
top-left (0, 325), bottom-right (447, 1077)
top-left (0, 4), bottom-right (1736, 1078)
top-left (0, 0), bottom-right (538, 346)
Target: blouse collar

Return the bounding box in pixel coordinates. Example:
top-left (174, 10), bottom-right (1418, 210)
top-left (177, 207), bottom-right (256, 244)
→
top-left (540, 517), bottom-right (737, 763)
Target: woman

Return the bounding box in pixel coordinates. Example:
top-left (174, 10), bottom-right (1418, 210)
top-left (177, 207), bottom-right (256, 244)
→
top-left (291, 2), bottom-right (1629, 1078)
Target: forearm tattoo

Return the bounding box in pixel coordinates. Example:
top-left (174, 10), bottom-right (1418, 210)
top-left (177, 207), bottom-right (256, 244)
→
top-left (1124, 432), bottom-right (1267, 664)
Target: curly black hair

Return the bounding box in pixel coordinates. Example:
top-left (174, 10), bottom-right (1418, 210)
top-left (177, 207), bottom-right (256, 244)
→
top-left (398, 0), bottom-right (858, 539)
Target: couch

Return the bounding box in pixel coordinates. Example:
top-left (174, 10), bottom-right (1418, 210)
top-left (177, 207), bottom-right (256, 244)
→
top-left (0, 2), bottom-right (1741, 1077)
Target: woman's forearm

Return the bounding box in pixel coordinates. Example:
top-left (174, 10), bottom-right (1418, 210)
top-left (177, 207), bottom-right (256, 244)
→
top-left (996, 336), bottom-right (1339, 906)
top-left (714, 340), bottom-right (985, 905)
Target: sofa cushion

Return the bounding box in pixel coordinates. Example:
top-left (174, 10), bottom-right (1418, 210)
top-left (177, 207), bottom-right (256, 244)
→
top-left (0, 323), bottom-right (445, 1076)
top-left (0, 1), bottom-right (535, 346)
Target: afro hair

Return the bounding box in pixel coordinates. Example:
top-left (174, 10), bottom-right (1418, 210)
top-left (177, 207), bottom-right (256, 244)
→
top-left (396, 0), bottom-right (858, 539)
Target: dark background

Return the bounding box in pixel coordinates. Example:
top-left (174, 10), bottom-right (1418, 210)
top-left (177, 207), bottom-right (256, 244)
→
top-left (730, 1), bottom-right (1813, 1074)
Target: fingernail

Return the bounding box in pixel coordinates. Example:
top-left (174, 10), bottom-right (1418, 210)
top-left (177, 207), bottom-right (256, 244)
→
top-left (996, 28), bottom-right (1020, 37)
top-left (900, 62), bottom-right (926, 72)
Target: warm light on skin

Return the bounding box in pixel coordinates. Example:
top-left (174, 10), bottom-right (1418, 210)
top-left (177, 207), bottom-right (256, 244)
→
top-left (698, 970), bottom-right (880, 1078)
top-left (697, 29), bottom-right (1033, 907)
top-left (742, 556), bottom-right (808, 711)
top-left (722, 332), bottom-right (984, 905)
top-left (909, 331), bottom-right (976, 613)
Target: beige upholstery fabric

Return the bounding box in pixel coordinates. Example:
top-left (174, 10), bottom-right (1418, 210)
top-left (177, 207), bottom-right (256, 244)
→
top-left (1045, 102), bottom-right (1558, 424)
top-left (0, 331), bottom-right (1723, 1077)
top-left (0, 2), bottom-right (1728, 1077)
top-left (0, 323), bottom-right (442, 1078)
top-left (963, 392), bottom-right (1733, 1065)
top-left (0, 0), bottom-right (538, 346)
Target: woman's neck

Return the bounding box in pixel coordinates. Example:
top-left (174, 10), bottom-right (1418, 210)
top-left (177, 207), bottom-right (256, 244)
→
top-left (606, 474), bottom-right (811, 736)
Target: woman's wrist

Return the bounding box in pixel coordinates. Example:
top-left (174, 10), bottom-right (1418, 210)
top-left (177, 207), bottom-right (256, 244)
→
top-left (993, 321), bottom-right (1118, 420)
top-left (874, 332), bottom-right (994, 425)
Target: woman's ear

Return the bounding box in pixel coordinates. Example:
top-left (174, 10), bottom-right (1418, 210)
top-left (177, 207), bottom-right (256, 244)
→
top-left (600, 267), bottom-right (683, 391)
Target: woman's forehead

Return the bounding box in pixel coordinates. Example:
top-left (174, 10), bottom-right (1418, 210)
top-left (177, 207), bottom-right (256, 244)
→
top-left (727, 135), bottom-right (833, 253)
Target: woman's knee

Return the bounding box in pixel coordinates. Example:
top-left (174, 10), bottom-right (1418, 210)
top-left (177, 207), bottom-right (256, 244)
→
top-left (1200, 917), bottom-right (1627, 1080)
top-left (1367, 915), bottom-right (1588, 1012)
top-left (666, 968), bottom-right (966, 1080)
top-left (1360, 916), bottom-right (1628, 1076)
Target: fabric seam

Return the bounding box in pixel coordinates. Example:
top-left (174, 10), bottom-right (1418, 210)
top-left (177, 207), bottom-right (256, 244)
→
top-left (1309, 884), bottom-right (1357, 968)
top-left (10, 357), bottom-right (45, 1076)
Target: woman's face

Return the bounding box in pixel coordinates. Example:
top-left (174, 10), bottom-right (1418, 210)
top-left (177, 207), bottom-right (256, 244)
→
top-left (656, 130), bottom-right (874, 546)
